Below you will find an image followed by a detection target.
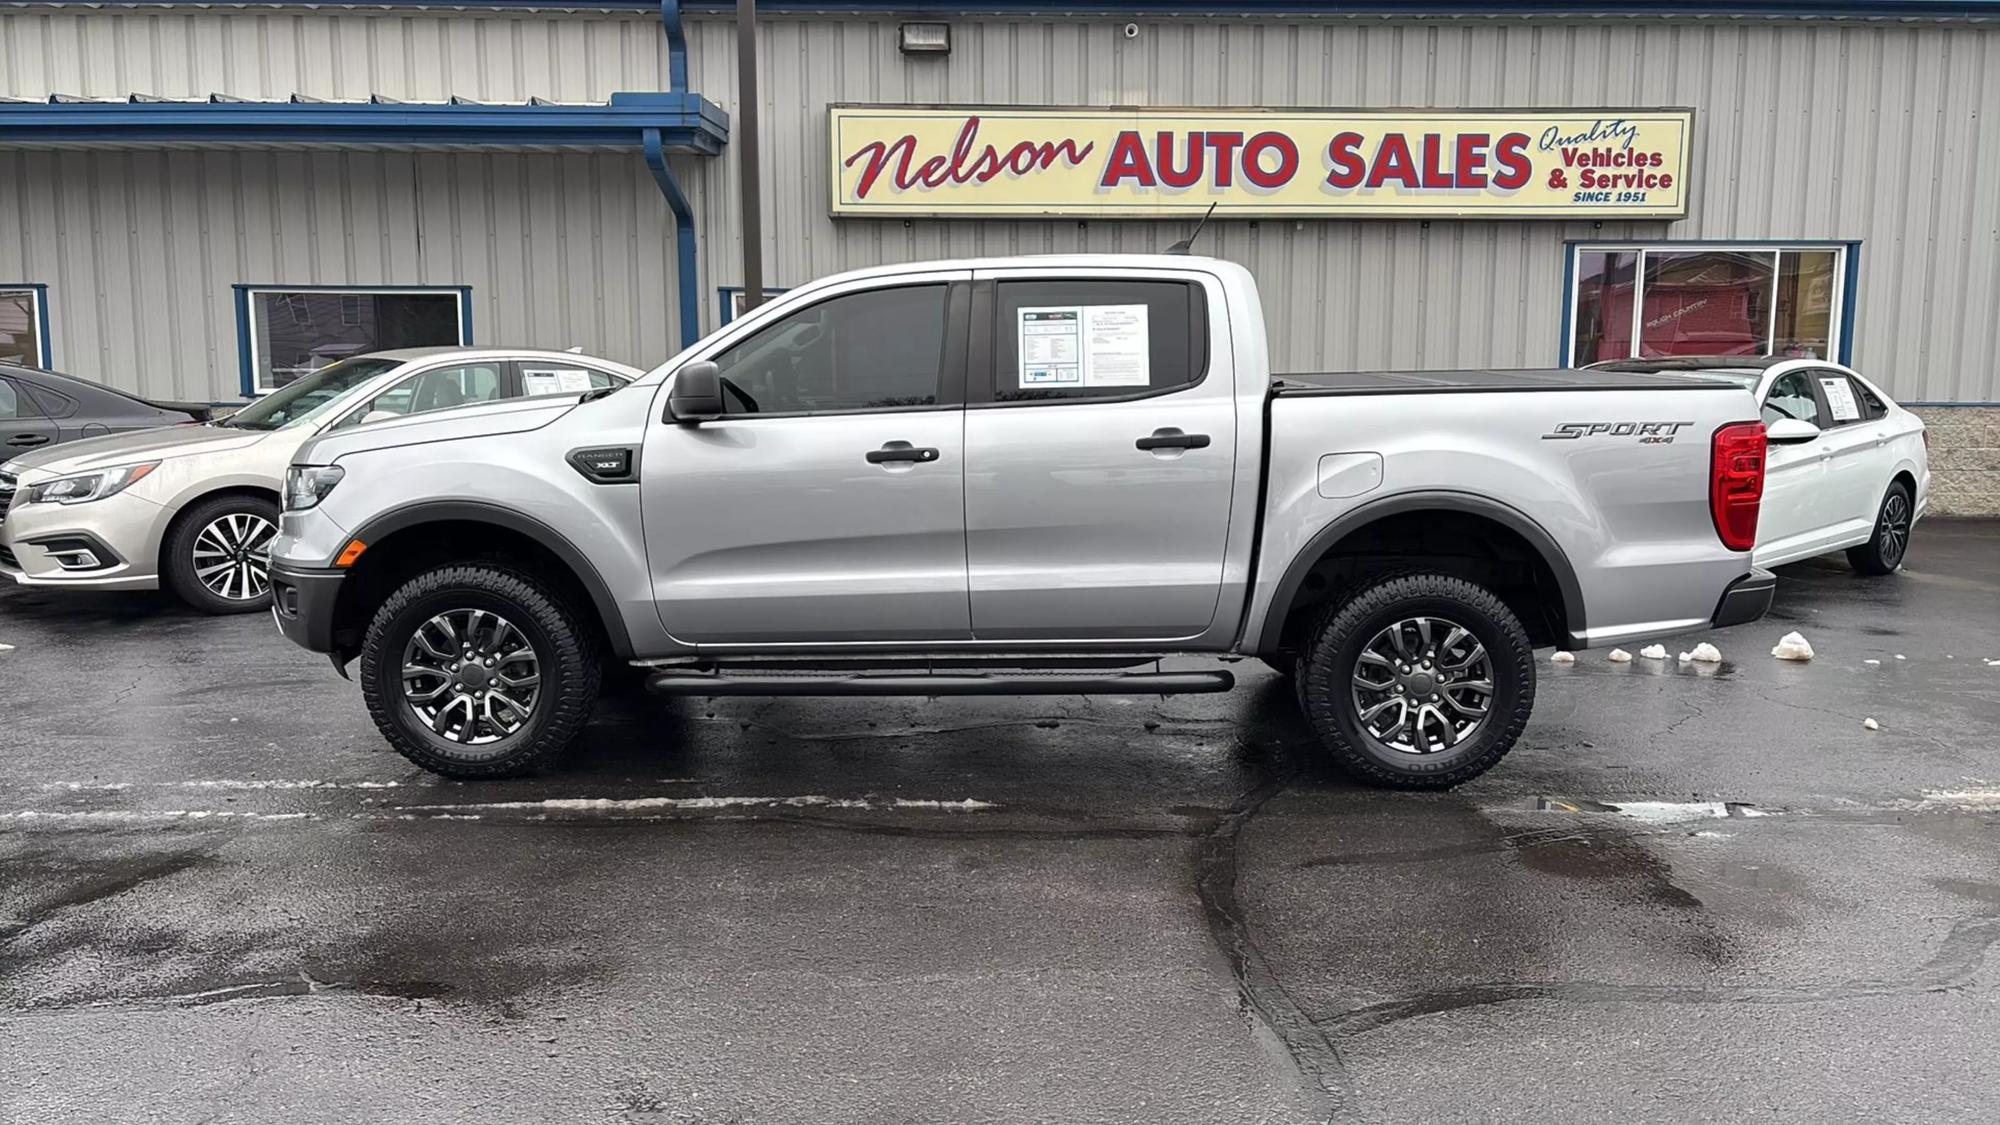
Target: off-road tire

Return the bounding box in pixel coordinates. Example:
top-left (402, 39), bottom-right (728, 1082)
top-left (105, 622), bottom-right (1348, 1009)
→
top-left (1846, 480), bottom-right (1913, 576)
top-left (161, 493), bottom-right (281, 614)
top-left (1296, 572), bottom-right (1536, 789)
top-left (360, 564), bottom-right (600, 779)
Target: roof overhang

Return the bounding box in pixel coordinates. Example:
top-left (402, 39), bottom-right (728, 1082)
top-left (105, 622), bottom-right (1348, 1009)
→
top-left (2, 2), bottom-right (1994, 20)
top-left (0, 92), bottom-right (728, 153)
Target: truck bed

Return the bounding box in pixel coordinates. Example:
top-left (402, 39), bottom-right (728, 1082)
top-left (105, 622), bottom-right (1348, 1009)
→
top-left (1271, 368), bottom-right (1732, 396)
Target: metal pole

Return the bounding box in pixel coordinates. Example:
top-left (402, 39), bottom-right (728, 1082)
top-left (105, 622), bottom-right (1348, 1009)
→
top-left (736, 0), bottom-right (765, 312)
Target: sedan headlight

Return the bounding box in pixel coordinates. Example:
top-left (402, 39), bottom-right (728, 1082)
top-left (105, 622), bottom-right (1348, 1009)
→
top-left (285, 464), bottom-right (346, 511)
top-left (24, 461), bottom-right (160, 505)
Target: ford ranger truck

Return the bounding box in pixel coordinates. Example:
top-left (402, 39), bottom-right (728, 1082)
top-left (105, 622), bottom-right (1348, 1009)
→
top-left (267, 255), bottom-right (1774, 788)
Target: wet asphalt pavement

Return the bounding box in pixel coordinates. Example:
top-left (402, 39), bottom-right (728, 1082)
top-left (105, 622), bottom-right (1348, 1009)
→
top-left (3, 521), bottom-right (1999, 1124)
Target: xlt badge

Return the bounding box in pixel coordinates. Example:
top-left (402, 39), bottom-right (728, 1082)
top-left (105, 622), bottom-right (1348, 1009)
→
top-left (1542, 420), bottom-right (1694, 443)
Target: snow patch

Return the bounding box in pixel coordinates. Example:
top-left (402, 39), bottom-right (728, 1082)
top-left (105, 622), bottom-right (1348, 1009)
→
top-left (1686, 642), bottom-right (1723, 663)
top-left (0, 643), bottom-right (15, 653)
top-left (1916, 788), bottom-right (2000, 810)
top-left (1607, 648), bottom-right (1633, 663)
top-left (399, 795), bottom-right (1001, 815)
top-left (1863, 717), bottom-right (1880, 731)
top-left (1864, 659), bottom-right (1881, 666)
top-left (42, 779), bottom-right (400, 792)
top-left (1638, 644), bottom-right (1669, 660)
top-left (1550, 651), bottom-right (1577, 664)
top-left (1770, 632), bottom-right (1815, 661)
top-left (0, 810), bottom-right (316, 822)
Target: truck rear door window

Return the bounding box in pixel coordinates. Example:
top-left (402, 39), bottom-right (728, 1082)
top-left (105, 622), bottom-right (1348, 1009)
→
top-left (990, 280), bottom-right (1205, 403)
top-left (711, 284), bottom-right (949, 415)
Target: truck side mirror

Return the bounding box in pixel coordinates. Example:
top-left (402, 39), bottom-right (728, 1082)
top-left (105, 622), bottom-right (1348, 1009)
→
top-left (665, 360), bottom-right (724, 424)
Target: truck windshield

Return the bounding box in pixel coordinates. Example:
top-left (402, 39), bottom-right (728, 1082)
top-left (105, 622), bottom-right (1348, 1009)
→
top-left (223, 358), bottom-right (403, 431)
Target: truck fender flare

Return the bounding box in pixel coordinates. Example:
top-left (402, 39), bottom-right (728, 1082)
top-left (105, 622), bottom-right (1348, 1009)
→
top-left (1254, 490), bottom-right (1586, 654)
top-left (347, 500), bottom-right (635, 659)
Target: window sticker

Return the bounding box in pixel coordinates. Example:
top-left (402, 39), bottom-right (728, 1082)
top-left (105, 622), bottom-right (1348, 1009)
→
top-left (1082, 304), bottom-right (1150, 387)
top-left (1818, 376), bottom-right (1860, 422)
top-left (1015, 304), bottom-right (1150, 389)
top-left (1018, 307), bottom-right (1083, 386)
top-left (524, 367), bottom-right (595, 396)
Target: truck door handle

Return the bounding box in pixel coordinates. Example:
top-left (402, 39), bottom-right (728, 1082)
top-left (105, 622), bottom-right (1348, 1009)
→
top-left (6, 434), bottom-right (50, 448)
top-left (1136, 428), bottom-right (1210, 451)
top-left (865, 443), bottom-right (939, 464)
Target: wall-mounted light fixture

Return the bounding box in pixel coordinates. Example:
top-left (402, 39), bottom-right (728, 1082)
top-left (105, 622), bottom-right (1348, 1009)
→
top-left (899, 22), bottom-right (951, 55)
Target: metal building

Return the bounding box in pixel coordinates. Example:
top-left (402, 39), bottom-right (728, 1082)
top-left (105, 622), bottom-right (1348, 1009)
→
top-left (2, 1), bottom-right (1996, 511)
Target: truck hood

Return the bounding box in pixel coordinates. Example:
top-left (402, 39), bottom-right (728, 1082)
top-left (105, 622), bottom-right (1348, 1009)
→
top-left (295, 396), bottom-right (583, 465)
top-left (3, 422), bottom-right (266, 479)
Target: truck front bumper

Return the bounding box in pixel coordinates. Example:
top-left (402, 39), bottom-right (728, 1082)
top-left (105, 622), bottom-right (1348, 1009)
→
top-left (270, 560), bottom-right (345, 655)
top-left (1710, 567), bottom-right (1776, 629)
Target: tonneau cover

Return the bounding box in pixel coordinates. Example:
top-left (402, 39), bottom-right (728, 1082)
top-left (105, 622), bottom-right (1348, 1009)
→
top-left (1271, 367), bottom-right (1733, 396)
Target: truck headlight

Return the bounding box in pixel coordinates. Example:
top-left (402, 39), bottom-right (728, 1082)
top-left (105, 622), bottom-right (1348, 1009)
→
top-left (24, 461), bottom-right (160, 505)
top-left (285, 464), bottom-right (346, 511)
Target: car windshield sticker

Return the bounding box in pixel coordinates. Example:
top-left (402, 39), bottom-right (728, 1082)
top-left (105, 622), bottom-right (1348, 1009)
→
top-left (524, 368), bottom-right (595, 396)
top-left (1016, 304), bottom-right (1150, 389)
top-left (1819, 376), bottom-right (1861, 422)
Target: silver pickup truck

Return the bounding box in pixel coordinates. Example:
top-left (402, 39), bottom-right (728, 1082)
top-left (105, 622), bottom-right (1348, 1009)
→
top-left (269, 255), bottom-right (1774, 787)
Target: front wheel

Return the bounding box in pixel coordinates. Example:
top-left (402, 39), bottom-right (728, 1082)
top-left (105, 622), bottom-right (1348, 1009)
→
top-left (1296, 573), bottom-right (1536, 789)
top-left (1846, 481), bottom-right (1913, 576)
top-left (359, 564), bottom-right (601, 779)
top-left (162, 494), bottom-right (281, 614)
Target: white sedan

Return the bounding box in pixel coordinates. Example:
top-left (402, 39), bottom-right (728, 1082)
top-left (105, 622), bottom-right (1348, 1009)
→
top-left (1592, 356), bottom-right (1929, 574)
top-left (1, 348), bottom-right (641, 612)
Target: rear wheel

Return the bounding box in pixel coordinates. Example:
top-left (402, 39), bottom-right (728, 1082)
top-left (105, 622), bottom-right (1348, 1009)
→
top-left (360, 563), bottom-right (600, 779)
top-left (1846, 481), bottom-right (1913, 576)
top-left (162, 494), bottom-right (280, 614)
top-left (1296, 573), bottom-right (1535, 789)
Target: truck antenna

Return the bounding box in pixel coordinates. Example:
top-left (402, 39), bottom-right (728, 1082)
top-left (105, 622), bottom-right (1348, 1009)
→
top-left (1165, 202), bottom-right (1218, 255)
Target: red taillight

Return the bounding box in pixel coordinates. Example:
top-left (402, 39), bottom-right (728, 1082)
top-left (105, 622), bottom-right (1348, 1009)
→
top-left (1710, 421), bottom-right (1767, 552)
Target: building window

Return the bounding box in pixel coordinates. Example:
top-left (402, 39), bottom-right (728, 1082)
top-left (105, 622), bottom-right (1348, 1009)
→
top-left (237, 287), bottom-right (470, 394)
top-left (1566, 245), bottom-right (1852, 366)
top-left (0, 285), bottom-right (51, 368)
top-left (718, 286), bottom-right (792, 327)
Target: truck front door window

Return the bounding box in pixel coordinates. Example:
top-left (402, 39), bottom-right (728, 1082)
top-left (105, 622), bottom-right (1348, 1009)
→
top-left (712, 285), bottom-right (948, 414)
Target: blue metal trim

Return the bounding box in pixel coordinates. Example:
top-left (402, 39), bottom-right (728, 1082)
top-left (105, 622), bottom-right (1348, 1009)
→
top-left (1556, 247), bottom-right (1576, 366)
top-left (1837, 241), bottom-right (1861, 367)
top-left (0, 282), bottom-right (55, 368)
top-left (661, 0), bottom-right (688, 93)
top-left (1560, 239), bottom-right (1863, 367)
top-left (0, 92), bottom-right (728, 153)
top-left (644, 127), bottom-right (703, 350)
top-left (234, 284), bottom-right (473, 394)
top-left (8, 2), bottom-right (2000, 16)
top-left (232, 285), bottom-right (255, 397)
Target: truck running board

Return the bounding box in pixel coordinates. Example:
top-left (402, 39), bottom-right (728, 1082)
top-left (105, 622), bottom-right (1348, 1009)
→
top-left (644, 669), bottom-right (1235, 697)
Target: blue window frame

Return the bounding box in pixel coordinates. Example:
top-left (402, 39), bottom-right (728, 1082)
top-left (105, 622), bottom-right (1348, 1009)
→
top-left (1561, 241), bottom-right (1860, 368)
top-left (233, 285), bottom-right (474, 396)
top-left (718, 286), bottom-right (793, 328)
top-left (0, 284), bottom-right (53, 369)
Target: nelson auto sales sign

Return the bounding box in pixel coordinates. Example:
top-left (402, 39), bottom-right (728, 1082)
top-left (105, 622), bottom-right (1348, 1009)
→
top-left (829, 107), bottom-right (1693, 220)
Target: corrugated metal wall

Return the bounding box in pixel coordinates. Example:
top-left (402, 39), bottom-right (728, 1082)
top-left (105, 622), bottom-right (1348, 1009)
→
top-left (0, 147), bottom-right (685, 399)
top-left (2, 9), bottom-right (1997, 405)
